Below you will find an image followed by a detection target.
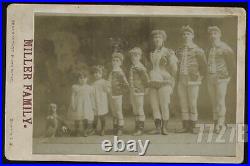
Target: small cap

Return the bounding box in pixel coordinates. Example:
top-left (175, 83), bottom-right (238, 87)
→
top-left (181, 25), bottom-right (194, 35)
top-left (208, 26), bottom-right (222, 35)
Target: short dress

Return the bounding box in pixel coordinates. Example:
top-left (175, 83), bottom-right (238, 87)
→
top-left (68, 84), bottom-right (95, 121)
top-left (149, 47), bottom-right (177, 93)
top-left (92, 79), bottom-right (110, 116)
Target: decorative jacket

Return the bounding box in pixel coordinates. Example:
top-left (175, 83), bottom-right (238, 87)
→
top-left (176, 43), bottom-right (207, 82)
top-left (207, 41), bottom-right (235, 79)
top-left (129, 62), bottom-right (149, 94)
top-left (108, 68), bottom-right (129, 96)
top-left (147, 47), bottom-right (178, 89)
top-left (150, 47), bottom-right (178, 77)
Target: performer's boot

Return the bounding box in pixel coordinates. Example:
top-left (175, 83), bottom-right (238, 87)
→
top-left (187, 120), bottom-right (192, 132)
top-left (117, 125), bottom-right (123, 136)
top-left (74, 120), bottom-right (81, 136)
top-left (162, 120), bottom-right (169, 135)
top-left (213, 120), bottom-right (218, 133)
top-left (132, 120), bottom-right (139, 136)
top-left (83, 120), bottom-right (88, 137)
top-left (93, 116), bottom-right (98, 134)
top-left (87, 123), bottom-right (95, 136)
top-left (190, 121), bottom-right (198, 134)
top-left (176, 120), bottom-right (189, 133)
top-left (113, 123), bottom-right (118, 135)
top-left (215, 117), bottom-right (226, 134)
top-left (149, 119), bottom-right (161, 135)
top-left (100, 116), bottom-right (106, 136)
top-left (133, 121), bottom-right (144, 136)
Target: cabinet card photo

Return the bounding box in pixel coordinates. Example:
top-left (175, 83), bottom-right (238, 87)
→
top-left (5, 4), bottom-right (246, 163)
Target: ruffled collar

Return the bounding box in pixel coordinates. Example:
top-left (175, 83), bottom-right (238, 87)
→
top-left (132, 62), bottom-right (145, 69)
top-left (183, 42), bottom-right (197, 49)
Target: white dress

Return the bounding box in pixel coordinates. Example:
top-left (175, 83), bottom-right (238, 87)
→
top-left (68, 84), bottom-right (95, 121)
top-left (92, 79), bottom-right (109, 116)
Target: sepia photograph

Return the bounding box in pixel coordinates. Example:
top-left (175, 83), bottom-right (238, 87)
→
top-left (5, 4), bottom-right (246, 162)
top-left (33, 14), bottom-right (238, 156)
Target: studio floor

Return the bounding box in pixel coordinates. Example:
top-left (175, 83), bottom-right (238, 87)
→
top-left (33, 117), bottom-right (236, 156)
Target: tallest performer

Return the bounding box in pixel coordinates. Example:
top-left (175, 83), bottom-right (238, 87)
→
top-left (207, 26), bottom-right (236, 133)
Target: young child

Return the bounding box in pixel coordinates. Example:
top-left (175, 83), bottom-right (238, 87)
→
top-left (68, 71), bottom-right (95, 137)
top-left (108, 52), bottom-right (129, 136)
top-left (129, 47), bottom-right (149, 136)
top-left (92, 65), bottom-right (110, 136)
top-left (45, 103), bottom-right (70, 138)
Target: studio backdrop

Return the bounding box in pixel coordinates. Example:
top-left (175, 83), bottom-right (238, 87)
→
top-left (33, 15), bottom-right (237, 137)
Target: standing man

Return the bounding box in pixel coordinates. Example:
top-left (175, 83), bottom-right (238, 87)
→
top-left (207, 26), bottom-right (236, 133)
top-left (176, 25), bottom-right (207, 134)
top-left (148, 30), bottom-right (178, 135)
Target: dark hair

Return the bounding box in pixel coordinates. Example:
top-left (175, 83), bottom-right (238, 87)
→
top-left (76, 70), bottom-right (88, 79)
top-left (92, 65), bottom-right (104, 74)
top-left (48, 103), bottom-right (57, 114)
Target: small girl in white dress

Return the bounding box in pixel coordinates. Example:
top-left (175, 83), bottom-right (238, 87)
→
top-left (92, 65), bottom-right (110, 136)
top-left (68, 71), bottom-right (95, 137)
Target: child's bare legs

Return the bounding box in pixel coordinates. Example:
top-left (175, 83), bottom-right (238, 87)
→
top-left (100, 115), bottom-right (106, 136)
top-left (74, 120), bottom-right (81, 136)
top-left (92, 115), bottom-right (106, 136)
top-left (112, 118), bottom-right (118, 134)
top-left (93, 115), bottom-right (98, 133)
top-left (82, 119), bottom-right (88, 137)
